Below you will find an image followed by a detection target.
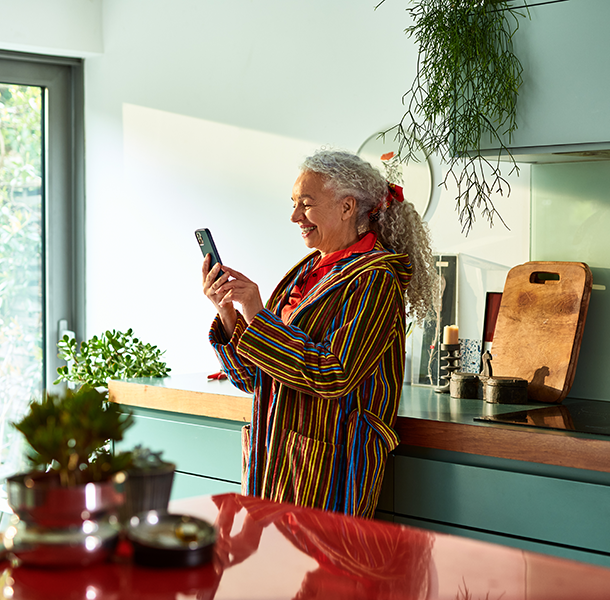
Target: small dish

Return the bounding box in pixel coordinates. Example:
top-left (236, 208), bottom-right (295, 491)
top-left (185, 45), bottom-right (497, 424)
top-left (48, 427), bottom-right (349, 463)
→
top-left (126, 511), bottom-right (216, 568)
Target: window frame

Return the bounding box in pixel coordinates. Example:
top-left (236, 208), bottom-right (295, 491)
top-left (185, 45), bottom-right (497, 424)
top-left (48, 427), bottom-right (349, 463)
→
top-left (0, 50), bottom-right (85, 389)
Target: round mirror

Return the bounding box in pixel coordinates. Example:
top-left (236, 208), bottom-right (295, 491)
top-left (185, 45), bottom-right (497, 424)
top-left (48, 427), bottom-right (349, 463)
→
top-left (357, 131), bottom-right (433, 219)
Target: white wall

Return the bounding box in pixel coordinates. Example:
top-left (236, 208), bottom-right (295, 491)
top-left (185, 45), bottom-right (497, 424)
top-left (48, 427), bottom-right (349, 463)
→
top-left (0, 0), bottom-right (530, 374)
top-left (0, 0), bottom-right (102, 57)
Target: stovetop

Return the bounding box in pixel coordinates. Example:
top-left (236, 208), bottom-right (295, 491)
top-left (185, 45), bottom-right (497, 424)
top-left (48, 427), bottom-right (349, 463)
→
top-left (474, 397), bottom-right (610, 437)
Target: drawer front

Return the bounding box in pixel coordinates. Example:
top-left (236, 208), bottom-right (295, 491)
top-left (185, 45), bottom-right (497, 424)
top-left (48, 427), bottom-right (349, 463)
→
top-left (118, 414), bottom-right (243, 483)
top-left (393, 514), bottom-right (610, 570)
top-left (171, 472), bottom-right (241, 501)
top-left (394, 455), bottom-right (610, 554)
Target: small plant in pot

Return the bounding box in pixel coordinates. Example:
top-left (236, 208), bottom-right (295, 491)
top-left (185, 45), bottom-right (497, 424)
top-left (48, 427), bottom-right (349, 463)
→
top-left (53, 328), bottom-right (176, 521)
top-left (120, 445), bottom-right (176, 524)
top-left (5, 386), bottom-right (134, 567)
top-left (55, 328), bottom-right (171, 392)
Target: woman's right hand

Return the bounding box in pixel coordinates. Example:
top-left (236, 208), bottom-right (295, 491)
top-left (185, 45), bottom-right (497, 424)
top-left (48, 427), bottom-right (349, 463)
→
top-left (202, 254), bottom-right (237, 337)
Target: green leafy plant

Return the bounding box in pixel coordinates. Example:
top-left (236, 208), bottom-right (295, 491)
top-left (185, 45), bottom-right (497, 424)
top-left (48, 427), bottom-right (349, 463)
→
top-left (12, 386), bottom-right (134, 487)
top-left (55, 328), bottom-right (171, 389)
top-left (377, 0), bottom-right (529, 233)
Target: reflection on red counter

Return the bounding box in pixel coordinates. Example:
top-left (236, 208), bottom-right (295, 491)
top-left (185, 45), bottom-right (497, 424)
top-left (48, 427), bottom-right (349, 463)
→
top-left (3, 492), bottom-right (610, 599)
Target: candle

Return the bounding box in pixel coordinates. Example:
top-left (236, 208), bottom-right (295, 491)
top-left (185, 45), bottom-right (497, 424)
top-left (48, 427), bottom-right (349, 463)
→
top-left (443, 324), bottom-right (459, 345)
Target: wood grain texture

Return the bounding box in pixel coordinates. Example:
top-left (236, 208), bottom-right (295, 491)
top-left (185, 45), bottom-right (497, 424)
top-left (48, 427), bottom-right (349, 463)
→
top-left (491, 261), bottom-right (592, 404)
top-left (395, 417), bottom-right (610, 473)
top-left (108, 379), bottom-right (252, 422)
top-left (109, 378), bottom-right (610, 475)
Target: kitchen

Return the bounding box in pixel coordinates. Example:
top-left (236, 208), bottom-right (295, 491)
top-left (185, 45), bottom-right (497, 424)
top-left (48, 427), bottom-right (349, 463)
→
top-left (1, 0), bottom-right (610, 590)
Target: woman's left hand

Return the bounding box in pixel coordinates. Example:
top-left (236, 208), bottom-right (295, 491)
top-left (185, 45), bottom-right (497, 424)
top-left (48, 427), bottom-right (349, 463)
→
top-left (214, 265), bottom-right (265, 325)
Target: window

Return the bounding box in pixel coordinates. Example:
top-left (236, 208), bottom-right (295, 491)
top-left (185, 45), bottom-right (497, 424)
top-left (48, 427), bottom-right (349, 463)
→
top-left (0, 50), bottom-right (84, 476)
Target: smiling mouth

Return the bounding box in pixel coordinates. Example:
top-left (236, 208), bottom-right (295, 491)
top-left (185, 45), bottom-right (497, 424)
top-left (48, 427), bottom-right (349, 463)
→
top-left (300, 226), bottom-right (316, 236)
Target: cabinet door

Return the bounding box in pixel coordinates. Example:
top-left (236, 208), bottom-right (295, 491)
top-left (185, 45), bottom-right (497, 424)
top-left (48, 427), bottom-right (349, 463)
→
top-left (117, 408), bottom-right (243, 484)
top-left (480, 0), bottom-right (610, 156)
top-left (394, 455), bottom-right (610, 555)
top-left (171, 472), bottom-right (241, 501)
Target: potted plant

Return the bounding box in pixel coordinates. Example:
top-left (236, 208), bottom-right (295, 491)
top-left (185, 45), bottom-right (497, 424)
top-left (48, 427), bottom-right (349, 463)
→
top-left (120, 445), bottom-right (176, 524)
top-left (54, 328), bottom-right (176, 514)
top-left (377, 0), bottom-right (529, 233)
top-left (55, 327), bottom-right (171, 391)
top-left (4, 386), bottom-right (134, 566)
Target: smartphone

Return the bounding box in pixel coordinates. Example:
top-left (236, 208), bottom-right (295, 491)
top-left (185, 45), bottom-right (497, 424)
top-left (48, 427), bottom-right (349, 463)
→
top-left (195, 228), bottom-right (223, 279)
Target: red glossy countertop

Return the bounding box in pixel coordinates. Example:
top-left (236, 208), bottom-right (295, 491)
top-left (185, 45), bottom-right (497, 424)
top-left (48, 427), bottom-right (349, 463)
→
top-left (4, 493), bottom-right (610, 599)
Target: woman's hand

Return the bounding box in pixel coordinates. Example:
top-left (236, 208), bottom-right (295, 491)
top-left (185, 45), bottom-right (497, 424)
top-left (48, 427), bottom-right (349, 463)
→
top-left (214, 265), bottom-right (265, 325)
top-left (202, 255), bottom-right (265, 334)
top-left (202, 254), bottom-right (237, 336)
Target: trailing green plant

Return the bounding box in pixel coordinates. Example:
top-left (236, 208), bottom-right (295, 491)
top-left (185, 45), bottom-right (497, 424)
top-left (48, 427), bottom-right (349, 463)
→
top-left (55, 328), bottom-right (171, 390)
top-left (12, 386), bottom-right (134, 487)
top-left (377, 0), bottom-right (529, 233)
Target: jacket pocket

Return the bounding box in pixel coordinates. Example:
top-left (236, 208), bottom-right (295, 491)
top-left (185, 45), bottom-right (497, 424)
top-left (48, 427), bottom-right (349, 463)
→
top-left (344, 408), bottom-right (400, 518)
top-left (265, 428), bottom-right (345, 511)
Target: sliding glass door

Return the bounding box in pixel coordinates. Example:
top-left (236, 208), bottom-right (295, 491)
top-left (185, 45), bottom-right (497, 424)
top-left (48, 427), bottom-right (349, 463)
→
top-left (0, 52), bottom-right (84, 477)
top-left (0, 83), bottom-right (43, 474)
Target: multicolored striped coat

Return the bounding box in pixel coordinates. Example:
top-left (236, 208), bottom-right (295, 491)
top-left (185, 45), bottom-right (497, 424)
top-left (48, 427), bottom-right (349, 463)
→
top-left (209, 240), bottom-right (412, 518)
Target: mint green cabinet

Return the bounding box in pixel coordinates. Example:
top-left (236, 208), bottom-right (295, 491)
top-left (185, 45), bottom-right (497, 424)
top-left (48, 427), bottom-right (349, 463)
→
top-left (116, 407), bottom-right (243, 500)
top-left (481, 0), bottom-right (610, 158)
top-left (172, 472), bottom-right (240, 499)
top-left (380, 449), bottom-right (610, 568)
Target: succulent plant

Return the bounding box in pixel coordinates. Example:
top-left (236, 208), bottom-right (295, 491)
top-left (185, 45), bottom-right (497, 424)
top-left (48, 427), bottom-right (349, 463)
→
top-left (13, 386), bottom-right (134, 487)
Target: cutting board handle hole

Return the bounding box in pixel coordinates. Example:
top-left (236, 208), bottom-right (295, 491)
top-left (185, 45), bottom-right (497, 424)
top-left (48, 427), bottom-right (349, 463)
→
top-left (530, 271), bottom-right (560, 284)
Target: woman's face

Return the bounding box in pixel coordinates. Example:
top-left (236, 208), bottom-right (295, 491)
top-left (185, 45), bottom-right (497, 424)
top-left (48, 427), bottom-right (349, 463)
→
top-left (291, 171), bottom-right (358, 256)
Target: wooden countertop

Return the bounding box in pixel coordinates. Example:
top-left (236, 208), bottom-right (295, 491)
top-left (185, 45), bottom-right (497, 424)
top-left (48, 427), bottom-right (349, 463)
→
top-left (109, 373), bottom-right (252, 422)
top-left (109, 374), bottom-right (610, 474)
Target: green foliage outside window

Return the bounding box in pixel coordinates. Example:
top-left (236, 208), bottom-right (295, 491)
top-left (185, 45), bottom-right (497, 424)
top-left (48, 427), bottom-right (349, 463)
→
top-left (0, 84), bottom-right (43, 475)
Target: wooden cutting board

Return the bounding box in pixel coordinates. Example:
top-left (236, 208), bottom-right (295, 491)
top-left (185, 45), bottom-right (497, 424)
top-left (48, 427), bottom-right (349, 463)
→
top-left (491, 261), bottom-right (592, 404)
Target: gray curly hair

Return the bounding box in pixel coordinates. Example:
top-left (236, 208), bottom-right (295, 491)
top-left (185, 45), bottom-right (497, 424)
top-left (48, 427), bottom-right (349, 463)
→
top-left (300, 149), bottom-right (438, 324)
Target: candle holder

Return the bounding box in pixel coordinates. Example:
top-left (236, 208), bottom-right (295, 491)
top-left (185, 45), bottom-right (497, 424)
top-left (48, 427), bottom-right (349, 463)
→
top-left (434, 343), bottom-right (461, 394)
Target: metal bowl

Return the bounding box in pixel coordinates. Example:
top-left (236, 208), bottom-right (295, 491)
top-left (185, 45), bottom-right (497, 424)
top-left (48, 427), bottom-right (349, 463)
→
top-left (4, 472), bottom-right (124, 567)
top-left (126, 511), bottom-right (216, 568)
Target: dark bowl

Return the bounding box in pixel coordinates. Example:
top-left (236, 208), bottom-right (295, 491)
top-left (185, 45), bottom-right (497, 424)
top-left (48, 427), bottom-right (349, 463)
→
top-left (126, 510), bottom-right (216, 568)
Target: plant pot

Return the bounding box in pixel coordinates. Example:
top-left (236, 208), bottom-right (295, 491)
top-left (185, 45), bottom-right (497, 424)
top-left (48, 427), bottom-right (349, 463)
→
top-left (3, 471), bottom-right (125, 567)
top-left (120, 462), bottom-right (176, 523)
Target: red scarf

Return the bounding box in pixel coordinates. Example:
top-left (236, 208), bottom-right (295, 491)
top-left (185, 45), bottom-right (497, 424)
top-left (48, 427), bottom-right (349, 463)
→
top-left (281, 232), bottom-right (377, 323)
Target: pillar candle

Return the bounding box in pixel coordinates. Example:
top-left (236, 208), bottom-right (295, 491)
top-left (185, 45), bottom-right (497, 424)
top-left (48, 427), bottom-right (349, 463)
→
top-left (443, 324), bottom-right (459, 345)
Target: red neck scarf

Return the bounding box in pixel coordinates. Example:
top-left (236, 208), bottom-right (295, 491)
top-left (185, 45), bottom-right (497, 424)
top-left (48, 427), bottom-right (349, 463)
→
top-left (281, 231), bottom-right (377, 323)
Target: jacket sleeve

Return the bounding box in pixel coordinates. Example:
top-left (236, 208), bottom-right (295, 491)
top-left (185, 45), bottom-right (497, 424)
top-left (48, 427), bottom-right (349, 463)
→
top-left (236, 267), bottom-right (403, 399)
top-left (209, 311), bottom-right (257, 394)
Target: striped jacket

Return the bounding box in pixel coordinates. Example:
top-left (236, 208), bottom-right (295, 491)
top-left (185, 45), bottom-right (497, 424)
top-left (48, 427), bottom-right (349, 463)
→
top-left (210, 240), bottom-right (412, 518)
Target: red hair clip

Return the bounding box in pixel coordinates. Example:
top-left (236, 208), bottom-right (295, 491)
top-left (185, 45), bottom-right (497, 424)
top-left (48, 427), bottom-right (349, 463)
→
top-left (368, 182), bottom-right (405, 221)
top-left (387, 182), bottom-right (404, 204)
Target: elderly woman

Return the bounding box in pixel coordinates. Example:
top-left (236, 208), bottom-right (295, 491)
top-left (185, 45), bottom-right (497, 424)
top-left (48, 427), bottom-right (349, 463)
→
top-left (203, 149), bottom-right (436, 518)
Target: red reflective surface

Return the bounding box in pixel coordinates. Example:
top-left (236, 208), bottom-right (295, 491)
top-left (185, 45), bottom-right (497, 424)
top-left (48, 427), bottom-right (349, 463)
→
top-left (3, 492), bottom-right (610, 599)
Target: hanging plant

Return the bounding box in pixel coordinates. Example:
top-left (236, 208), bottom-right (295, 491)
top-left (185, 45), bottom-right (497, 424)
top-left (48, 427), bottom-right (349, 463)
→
top-left (377, 0), bottom-right (529, 233)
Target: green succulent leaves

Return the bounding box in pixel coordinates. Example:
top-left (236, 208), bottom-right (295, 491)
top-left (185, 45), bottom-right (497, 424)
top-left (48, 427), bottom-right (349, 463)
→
top-left (13, 386), bottom-right (134, 487)
top-left (55, 328), bottom-right (171, 389)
